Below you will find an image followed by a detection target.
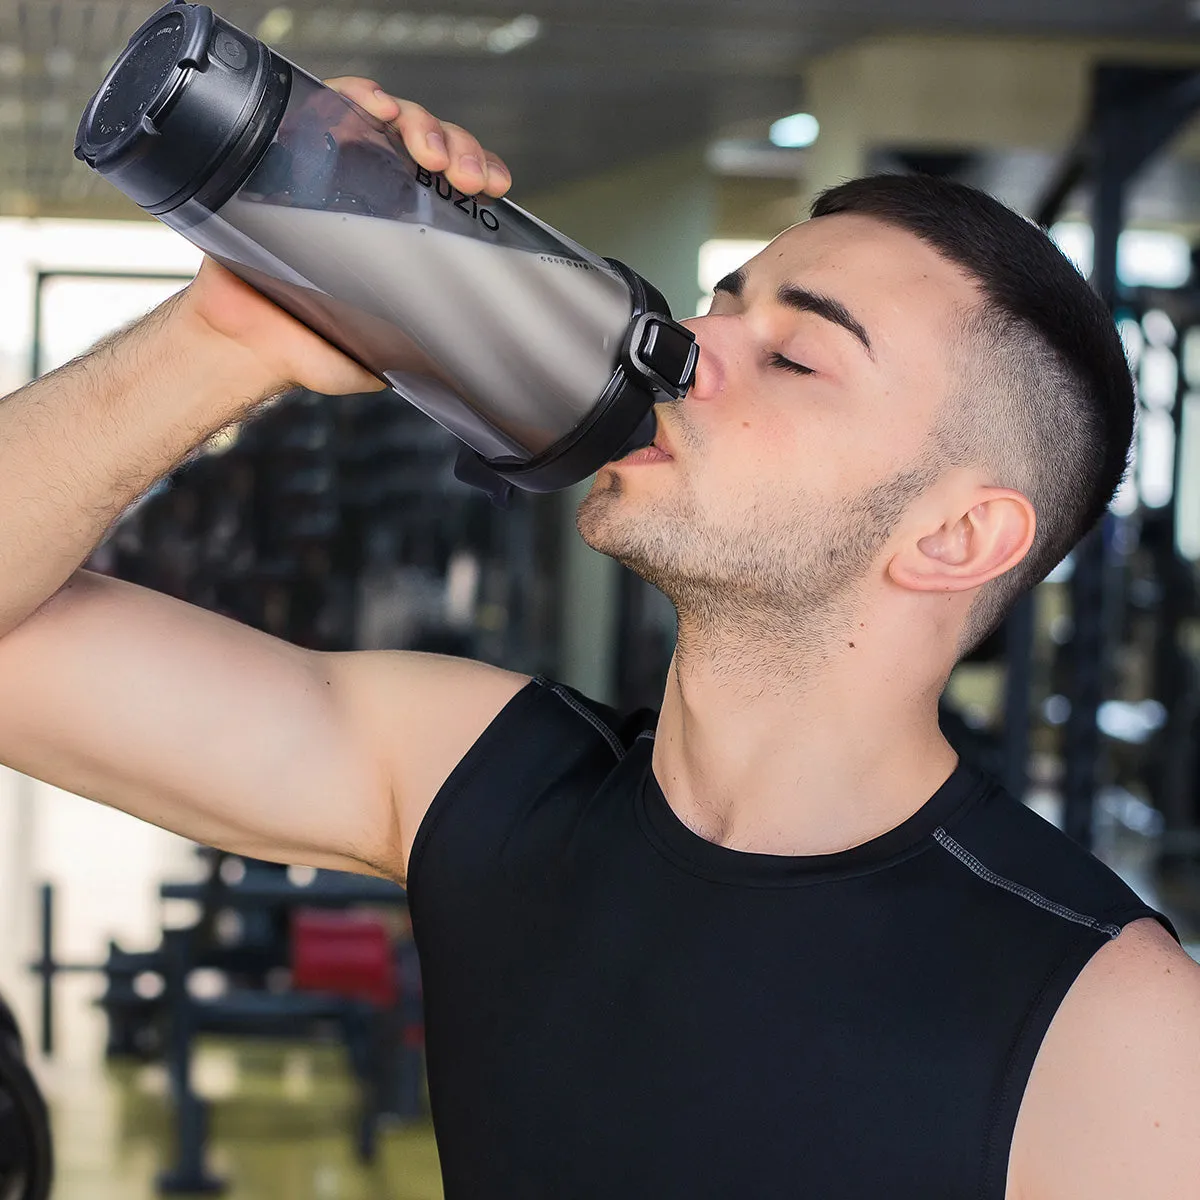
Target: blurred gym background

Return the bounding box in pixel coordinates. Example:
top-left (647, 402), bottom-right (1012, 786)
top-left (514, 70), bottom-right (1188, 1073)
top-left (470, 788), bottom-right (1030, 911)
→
top-left (1, 1), bottom-right (1200, 1196)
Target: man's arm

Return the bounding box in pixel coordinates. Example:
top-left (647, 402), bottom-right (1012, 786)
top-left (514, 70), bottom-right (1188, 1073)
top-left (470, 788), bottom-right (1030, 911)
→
top-left (1009, 917), bottom-right (1200, 1199)
top-left (0, 573), bottom-right (528, 880)
top-left (0, 81), bottom-right (524, 883)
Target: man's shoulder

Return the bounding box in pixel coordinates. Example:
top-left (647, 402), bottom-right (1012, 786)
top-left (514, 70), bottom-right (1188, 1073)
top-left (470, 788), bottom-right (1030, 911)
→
top-left (939, 771), bottom-right (1159, 935)
top-left (519, 676), bottom-right (660, 757)
top-left (1010, 917), bottom-right (1200, 1199)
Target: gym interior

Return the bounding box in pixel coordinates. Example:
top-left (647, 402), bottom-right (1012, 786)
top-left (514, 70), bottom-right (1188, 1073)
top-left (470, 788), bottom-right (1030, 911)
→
top-left (1, 0), bottom-right (1199, 1196)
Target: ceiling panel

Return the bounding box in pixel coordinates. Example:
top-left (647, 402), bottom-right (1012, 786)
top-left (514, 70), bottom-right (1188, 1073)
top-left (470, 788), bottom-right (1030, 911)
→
top-left (0, 0), bottom-right (1197, 219)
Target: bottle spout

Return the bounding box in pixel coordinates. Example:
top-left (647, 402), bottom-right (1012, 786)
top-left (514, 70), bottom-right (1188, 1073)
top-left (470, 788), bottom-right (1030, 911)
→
top-left (610, 408), bottom-right (657, 462)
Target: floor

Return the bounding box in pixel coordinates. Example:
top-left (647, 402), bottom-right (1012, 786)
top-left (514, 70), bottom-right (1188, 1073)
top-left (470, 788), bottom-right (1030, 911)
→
top-left (42, 983), bottom-right (444, 1199)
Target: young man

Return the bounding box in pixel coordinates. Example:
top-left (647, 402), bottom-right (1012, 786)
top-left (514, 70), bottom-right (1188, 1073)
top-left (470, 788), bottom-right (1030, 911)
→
top-left (0, 79), bottom-right (1196, 1198)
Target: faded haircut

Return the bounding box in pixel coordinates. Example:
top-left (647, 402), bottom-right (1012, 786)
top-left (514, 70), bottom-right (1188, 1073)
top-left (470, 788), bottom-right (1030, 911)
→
top-left (811, 174), bottom-right (1134, 656)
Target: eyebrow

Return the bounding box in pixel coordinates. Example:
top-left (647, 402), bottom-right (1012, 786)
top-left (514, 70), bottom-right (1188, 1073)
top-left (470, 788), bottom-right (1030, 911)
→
top-left (714, 268), bottom-right (875, 360)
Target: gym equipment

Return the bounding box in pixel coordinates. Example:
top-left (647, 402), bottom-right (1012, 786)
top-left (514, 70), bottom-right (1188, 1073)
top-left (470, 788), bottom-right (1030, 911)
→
top-left (1082, 288), bottom-right (1200, 889)
top-left (1032, 64), bottom-right (1200, 848)
top-left (75, 1), bottom-right (697, 504)
top-left (33, 852), bottom-right (420, 1193)
top-left (88, 385), bottom-right (554, 676)
top-left (0, 994), bottom-right (53, 1200)
top-left (29, 881), bottom-right (165, 1060)
top-left (291, 910), bottom-right (397, 1007)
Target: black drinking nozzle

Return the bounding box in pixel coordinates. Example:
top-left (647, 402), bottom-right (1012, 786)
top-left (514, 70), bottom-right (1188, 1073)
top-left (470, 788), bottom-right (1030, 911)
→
top-left (454, 408), bottom-right (660, 509)
top-left (612, 408), bottom-right (658, 460)
top-left (453, 408), bottom-right (662, 511)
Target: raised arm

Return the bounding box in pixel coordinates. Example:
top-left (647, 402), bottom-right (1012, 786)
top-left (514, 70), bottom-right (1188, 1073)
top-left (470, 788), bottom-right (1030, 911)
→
top-left (0, 81), bottom-right (525, 883)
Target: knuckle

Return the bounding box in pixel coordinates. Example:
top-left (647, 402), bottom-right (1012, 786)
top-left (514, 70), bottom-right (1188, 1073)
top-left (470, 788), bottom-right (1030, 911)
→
top-left (442, 123), bottom-right (479, 151)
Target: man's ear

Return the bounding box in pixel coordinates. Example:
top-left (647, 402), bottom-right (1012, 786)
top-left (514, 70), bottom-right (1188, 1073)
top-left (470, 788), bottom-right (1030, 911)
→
top-left (887, 487), bottom-right (1036, 594)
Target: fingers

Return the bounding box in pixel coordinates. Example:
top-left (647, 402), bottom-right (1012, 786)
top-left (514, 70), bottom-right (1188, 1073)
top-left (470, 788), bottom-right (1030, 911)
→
top-left (324, 77), bottom-right (512, 199)
top-left (482, 155), bottom-right (513, 199)
top-left (323, 76), bottom-right (399, 120)
top-left (439, 122), bottom-right (512, 198)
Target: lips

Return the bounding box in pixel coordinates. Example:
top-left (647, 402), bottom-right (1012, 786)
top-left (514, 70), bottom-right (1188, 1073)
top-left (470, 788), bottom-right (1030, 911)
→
top-left (651, 422), bottom-right (674, 459)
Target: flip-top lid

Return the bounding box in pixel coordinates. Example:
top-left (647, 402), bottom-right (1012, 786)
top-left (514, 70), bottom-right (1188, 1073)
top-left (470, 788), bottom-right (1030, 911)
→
top-left (74, 1), bottom-right (288, 214)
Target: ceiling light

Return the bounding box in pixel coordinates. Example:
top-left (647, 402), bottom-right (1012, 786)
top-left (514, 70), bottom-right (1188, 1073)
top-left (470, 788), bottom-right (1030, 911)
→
top-left (37, 99), bottom-right (70, 129)
top-left (44, 48), bottom-right (75, 79)
top-left (487, 15), bottom-right (541, 54)
top-left (293, 9), bottom-right (540, 55)
top-left (343, 12), bottom-right (380, 44)
top-left (769, 112), bottom-right (819, 149)
top-left (0, 46), bottom-right (24, 79)
top-left (257, 8), bottom-right (294, 43)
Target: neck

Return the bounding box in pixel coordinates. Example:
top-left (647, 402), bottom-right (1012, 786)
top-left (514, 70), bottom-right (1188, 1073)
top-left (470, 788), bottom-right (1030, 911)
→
top-left (652, 596), bottom-right (959, 857)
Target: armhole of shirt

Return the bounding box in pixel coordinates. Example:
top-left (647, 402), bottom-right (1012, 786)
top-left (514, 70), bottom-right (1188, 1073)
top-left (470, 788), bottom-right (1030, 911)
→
top-left (405, 675), bottom-right (548, 898)
top-left (980, 903), bottom-right (1177, 1199)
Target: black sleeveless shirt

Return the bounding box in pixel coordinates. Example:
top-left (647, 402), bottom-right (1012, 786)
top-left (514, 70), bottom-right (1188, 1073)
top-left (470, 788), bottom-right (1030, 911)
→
top-left (407, 677), bottom-right (1175, 1199)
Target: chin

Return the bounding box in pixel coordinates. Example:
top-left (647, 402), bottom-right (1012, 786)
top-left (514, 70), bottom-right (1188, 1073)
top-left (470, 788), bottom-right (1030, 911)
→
top-left (579, 473), bottom-right (657, 550)
top-left (575, 476), bottom-right (627, 555)
top-left (577, 483), bottom-right (692, 597)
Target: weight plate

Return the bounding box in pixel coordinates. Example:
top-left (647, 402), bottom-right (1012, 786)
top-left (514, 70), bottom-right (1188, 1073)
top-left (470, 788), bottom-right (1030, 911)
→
top-left (0, 1028), bottom-right (53, 1200)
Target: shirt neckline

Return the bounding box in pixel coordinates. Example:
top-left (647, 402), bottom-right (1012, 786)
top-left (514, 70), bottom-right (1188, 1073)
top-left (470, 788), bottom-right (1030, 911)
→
top-left (634, 744), bottom-right (988, 887)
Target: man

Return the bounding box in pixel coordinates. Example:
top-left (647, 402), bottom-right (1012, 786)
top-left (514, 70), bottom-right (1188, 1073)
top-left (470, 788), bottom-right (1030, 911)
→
top-left (0, 78), bottom-right (1196, 1198)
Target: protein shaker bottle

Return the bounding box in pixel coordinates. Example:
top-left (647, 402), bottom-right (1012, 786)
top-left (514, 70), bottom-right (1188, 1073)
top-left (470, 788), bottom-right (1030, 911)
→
top-left (73, 1), bottom-right (698, 503)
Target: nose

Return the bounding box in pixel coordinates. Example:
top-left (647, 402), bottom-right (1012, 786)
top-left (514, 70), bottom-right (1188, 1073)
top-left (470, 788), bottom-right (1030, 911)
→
top-left (679, 313), bottom-right (737, 400)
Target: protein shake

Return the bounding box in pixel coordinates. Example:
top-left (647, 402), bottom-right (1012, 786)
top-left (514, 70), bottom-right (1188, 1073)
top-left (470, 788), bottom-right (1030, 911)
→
top-left (188, 198), bottom-right (635, 460)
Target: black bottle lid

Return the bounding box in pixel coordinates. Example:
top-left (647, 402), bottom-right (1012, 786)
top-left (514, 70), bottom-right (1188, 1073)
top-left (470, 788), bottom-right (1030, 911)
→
top-left (74, 1), bottom-right (290, 215)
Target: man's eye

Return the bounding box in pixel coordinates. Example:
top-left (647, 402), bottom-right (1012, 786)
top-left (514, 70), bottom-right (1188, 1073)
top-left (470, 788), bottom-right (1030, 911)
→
top-left (768, 351), bottom-right (814, 376)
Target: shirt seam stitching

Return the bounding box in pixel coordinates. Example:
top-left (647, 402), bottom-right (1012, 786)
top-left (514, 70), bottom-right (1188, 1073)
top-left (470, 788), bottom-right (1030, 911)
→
top-left (544, 682), bottom-right (626, 762)
top-left (931, 827), bottom-right (1122, 938)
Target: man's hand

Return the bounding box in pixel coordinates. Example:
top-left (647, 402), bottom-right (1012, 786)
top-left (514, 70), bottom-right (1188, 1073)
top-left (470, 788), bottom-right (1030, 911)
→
top-left (325, 77), bottom-right (513, 200)
top-left (181, 78), bottom-right (513, 399)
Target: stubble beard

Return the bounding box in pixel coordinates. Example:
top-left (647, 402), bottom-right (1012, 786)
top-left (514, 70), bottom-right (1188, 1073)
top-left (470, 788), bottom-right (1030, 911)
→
top-left (577, 457), bottom-right (939, 678)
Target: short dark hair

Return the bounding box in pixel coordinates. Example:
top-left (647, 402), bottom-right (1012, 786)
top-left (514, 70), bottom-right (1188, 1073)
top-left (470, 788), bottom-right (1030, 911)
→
top-left (810, 174), bottom-right (1135, 655)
